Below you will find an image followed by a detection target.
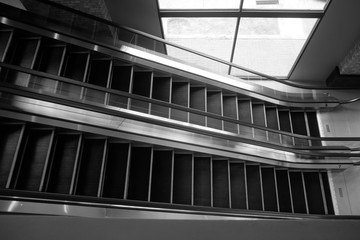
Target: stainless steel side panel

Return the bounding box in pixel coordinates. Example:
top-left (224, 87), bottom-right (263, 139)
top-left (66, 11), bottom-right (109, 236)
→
top-left (0, 197), bottom-right (301, 220)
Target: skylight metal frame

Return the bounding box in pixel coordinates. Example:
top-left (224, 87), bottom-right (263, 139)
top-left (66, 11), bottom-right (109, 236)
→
top-left (157, 0), bottom-right (331, 79)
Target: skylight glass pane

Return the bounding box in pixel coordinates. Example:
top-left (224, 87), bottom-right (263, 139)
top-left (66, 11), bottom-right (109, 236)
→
top-left (232, 18), bottom-right (318, 78)
top-left (162, 18), bottom-right (237, 74)
top-left (159, 0), bottom-right (241, 9)
top-left (243, 0), bottom-right (328, 10)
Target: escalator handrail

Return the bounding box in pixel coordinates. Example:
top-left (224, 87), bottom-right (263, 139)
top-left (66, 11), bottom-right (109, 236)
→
top-left (1, 62), bottom-right (360, 155)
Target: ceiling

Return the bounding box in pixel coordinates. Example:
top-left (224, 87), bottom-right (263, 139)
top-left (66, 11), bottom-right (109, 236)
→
top-left (103, 0), bottom-right (360, 85)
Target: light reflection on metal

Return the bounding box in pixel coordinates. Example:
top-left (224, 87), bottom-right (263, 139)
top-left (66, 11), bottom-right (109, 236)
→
top-left (7, 200), bottom-right (19, 212)
top-left (0, 198), bottom-right (302, 220)
top-left (63, 205), bottom-right (69, 214)
top-left (53, 33), bottom-right (60, 40)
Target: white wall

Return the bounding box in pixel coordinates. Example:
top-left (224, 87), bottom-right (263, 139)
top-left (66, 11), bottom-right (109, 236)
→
top-left (317, 89), bottom-right (360, 215)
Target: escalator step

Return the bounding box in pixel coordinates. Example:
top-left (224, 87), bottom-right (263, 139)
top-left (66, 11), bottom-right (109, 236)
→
top-left (15, 129), bottom-right (52, 191)
top-left (246, 164), bottom-right (263, 210)
top-left (252, 103), bottom-right (267, 141)
top-left (0, 124), bottom-right (23, 188)
top-left (173, 154), bottom-right (192, 205)
top-left (46, 134), bottom-right (79, 194)
top-left (102, 143), bottom-right (129, 199)
top-left (150, 150), bottom-right (173, 203)
top-left (230, 162), bottom-right (247, 209)
top-left (266, 107), bottom-right (280, 143)
top-left (223, 95), bottom-right (238, 134)
top-left (289, 171), bottom-right (307, 214)
top-left (261, 167), bottom-right (278, 212)
top-left (151, 77), bottom-right (171, 118)
top-left (127, 146), bottom-right (152, 201)
top-left (131, 71), bottom-right (152, 113)
top-left (85, 57), bottom-right (111, 103)
top-left (238, 99), bottom-right (253, 137)
top-left (307, 112), bottom-right (322, 146)
top-left (276, 169), bottom-right (293, 213)
top-left (278, 110), bottom-right (293, 145)
top-left (207, 91), bottom-right (222, 130)
top-left (212, 160), bottom-right (230, 208)
top-left (108, 65), bottom-right (132, 109)
top-left (194, 157), bottom-right (211, 207)
top-left (304, 172), bottom-right (325, 214)
top-left (321, 172), bottom-right (334, 214)
top-left (171, 82), bottom-right (189, 122)
top-left (75, 138), bottom-right (105, 197)
top-left (0, 29), bottom-right (12, 62)
top-left (190, 87), bottom-right (206, 126)
top-left (5, 36), bottom-right (40, 86)
top-left (291, 112), bottom-right (309, 146)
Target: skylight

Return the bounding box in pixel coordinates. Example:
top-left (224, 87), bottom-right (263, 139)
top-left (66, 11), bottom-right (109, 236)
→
top-left (232, 18), bottom-right (318, 77)
top-left (243, 0), bottom-right (328, 10)
top-left (158, 0), bottom-right (329, 79)
top-left (162, 18), bottom-right (237, 74)
top-left (158, 0), bottom-right (241, 9)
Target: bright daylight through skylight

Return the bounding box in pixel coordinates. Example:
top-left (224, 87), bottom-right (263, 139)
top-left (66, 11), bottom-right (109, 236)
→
top-left (158, 0), bottom-right (328, 78)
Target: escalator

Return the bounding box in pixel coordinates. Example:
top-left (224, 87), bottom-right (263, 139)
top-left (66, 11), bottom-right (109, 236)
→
top-left (0, 118), bottom-right (334, 215)
top-left (0, 1), bottom-right (358, 219)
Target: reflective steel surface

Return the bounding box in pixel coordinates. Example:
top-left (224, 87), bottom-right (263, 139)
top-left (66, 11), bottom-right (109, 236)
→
top-left (0, 92), bottom-right (356, 169)
top-left (0, 195), bottom-right (326, 220)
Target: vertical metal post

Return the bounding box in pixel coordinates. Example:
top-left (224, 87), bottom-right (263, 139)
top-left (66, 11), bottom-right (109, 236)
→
top-left (127, 66), bottom-right (134, 110)
top-left (319, 171), bottom-right (329, 214)
top-left (123, 143), bottom-right (132, 199)
top-left (210, 156), bottom-right (214, 207)
top-left (104, 60), bottom-right (113, 105)
top-left (235, 96), bottom-right (240, 135)
top-left (227, 160), bottom-right (232, 208)
top-left (304, 112), bottom-right (312, 146)
top-left (263, 106), bottom-right (269, 141)
top-left (170, 150), bottom-right (174, 204)
top-left (288, 111), bottom-right (296, 145)
top-left (191, 153), bottom-right (194, 206)
top-left (69, 134), bottom-right (83, 195)
top-left (148, 72), bottom-right (154, 115)
top-left (220, 91), bottom-right (224, 131)
top-left (244, 162), bottom-right (249, 210)
top-left (259, 165), bottom-right (265, 211)
top-left (97, 138), bottom-right (108, 197)
top-left (147, 147), bottom-right (154, 202)
top-left (287, 171), bottom-right (295, 213)
top-left (273, 167), bottom-right (280, 212)
top-left (1, 30), bottom-right (13, 62)
top-left (168, 77), bottom-right (172, 119)
top-left (301, 171), bottom-right (309, 214)
top-left (39, 129), bottom-right (55, 192)
top-left (79, 52), bottom-right (90, 100)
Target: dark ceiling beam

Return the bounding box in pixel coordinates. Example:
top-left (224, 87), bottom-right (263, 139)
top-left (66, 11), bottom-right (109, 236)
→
top-left (159, 10), bottom-right (323, 18)
top-left (159, 10), bottom-right (240, 18)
